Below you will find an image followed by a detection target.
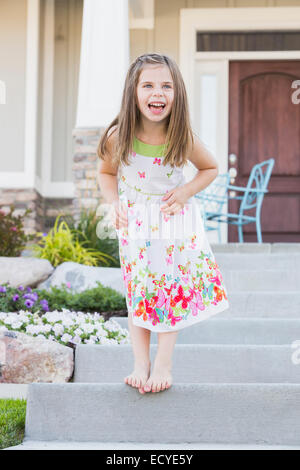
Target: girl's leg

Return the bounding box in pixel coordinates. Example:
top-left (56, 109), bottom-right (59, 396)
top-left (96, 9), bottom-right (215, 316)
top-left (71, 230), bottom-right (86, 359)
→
top-left (143, 330), bottom-right (179, 393)
top-left (124, 310), bottom-right (152, 393)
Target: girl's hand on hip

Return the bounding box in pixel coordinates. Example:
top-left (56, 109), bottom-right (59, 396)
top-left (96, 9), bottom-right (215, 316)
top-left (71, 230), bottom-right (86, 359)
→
top-left (111, 199), bottom-right (128, 229)
top-left (160, 186), bottom-right (190, 215)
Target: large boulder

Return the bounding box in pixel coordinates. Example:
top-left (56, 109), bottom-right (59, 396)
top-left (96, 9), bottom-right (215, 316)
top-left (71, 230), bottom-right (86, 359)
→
top-left (0, 330), bottom-right (74, 383)
top-left (0, 257), bottom-right (54, 288)
top-left (37, 261), bottom-right (124, 295)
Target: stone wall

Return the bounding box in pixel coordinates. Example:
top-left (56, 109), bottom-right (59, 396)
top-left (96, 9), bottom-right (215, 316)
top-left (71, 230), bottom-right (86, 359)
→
top-left (0, 189), bottom-right (73, 234)
top-left (72, 127), bottom-right (104, 223)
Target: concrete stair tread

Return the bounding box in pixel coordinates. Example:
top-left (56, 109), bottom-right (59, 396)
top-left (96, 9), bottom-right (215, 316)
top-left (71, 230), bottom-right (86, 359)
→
top-left (211, 243), bottom-right (300, 253)
top-left (114, 316), bottom-right (300, 344)
top-left (24, 383), bottom-right (300, 445)
top-left (73, 344), bottom-right (300, 383)
top-left (6, 440), bottom-right (300, 450)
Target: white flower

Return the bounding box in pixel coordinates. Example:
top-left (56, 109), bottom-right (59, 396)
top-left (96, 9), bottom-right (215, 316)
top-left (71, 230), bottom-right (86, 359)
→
top-left (74, 327), bottom-right (83, 336)
top-left (52, 324), bottom-right (64, 336)
top-left (61, 333), bottom-right (72, 343)
top-left (69, 335), bottom-right (81, 345)
top-left (36, 334), bottom-right (46, 340)
top-left (11, 321), bottom-right (23, 329)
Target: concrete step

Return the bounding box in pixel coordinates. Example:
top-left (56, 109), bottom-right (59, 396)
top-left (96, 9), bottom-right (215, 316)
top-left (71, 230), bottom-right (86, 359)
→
top-left (215, 253), bottom-right (300, 271)
top-left (112, 292), bottom-right (300, 318)
top-left (73, 344), bottom-right (300, 384)
top-left (24, 383), bottom-right (300, 445)
top-left (113, 268), bottom-right (300, 295)
top-left (6, 440), bottom-right (300, 450)
top-left (221, 270), bottom-right (300, 291)
top-left (211, 243), bottom-right (300, 254)
top-left (217, 292), bottom-right (300, 318)
top-left (113, 317), bottom-right (300, 345)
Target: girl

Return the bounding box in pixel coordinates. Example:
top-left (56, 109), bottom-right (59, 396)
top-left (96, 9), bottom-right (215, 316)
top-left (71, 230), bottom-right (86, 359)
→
top-left (97, 53), bottom-right (229, 395)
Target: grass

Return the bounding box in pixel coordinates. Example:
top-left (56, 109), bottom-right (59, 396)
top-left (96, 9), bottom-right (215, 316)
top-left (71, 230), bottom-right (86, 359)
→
top-left (0, 399), bottom-right (26, 449)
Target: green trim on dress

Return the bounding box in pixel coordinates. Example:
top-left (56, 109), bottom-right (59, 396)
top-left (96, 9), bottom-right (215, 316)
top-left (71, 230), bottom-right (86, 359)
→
top-left (133, 136), bottom-right (169, 158)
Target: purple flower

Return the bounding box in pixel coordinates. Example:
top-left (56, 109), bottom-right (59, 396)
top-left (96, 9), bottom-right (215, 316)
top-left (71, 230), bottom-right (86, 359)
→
top-left (42, 232), bottom-right (47, 237)
top-left (24, 299), bottom-right (34, 308)
top-left (10, 226), bottom-right (17, 232)
top-left (40, 299), bottom-right (49, 311)
top-left (12, 294), bottom-right (19, 301)
top-left (66, 282), bottom-right (71, 289)
top-left (26, 287), bottom-right (32, 293)
top-left (0, 286), bottom-right (6, 293)
top-left (23, 292), bottom-right (38, 302)
top-left (18, 285), bottom-right (24, 291)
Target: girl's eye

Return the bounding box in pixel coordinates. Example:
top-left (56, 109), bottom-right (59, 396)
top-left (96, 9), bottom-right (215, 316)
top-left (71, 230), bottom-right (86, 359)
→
top-left (143, 84), bottom-right (172, 88)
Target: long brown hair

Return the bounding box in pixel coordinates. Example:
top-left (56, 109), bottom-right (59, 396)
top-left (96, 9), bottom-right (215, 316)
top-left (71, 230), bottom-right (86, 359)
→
top-left (97, 53), bottom-right (194, 168)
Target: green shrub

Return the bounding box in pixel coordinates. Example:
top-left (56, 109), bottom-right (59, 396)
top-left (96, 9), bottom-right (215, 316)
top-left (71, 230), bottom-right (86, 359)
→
top-left (0, 282), bottom-right (126, 314)
top-left (0, 206), bottom-right (34, 257)
top-left (39, 283), bottom-right (126, 313)
top-left (31, 215), bottom-right (116, 267)
top-left (67, 208), bottom-right (120, 267)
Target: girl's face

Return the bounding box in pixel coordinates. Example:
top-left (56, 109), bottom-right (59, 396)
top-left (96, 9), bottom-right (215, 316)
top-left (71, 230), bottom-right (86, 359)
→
top-left (136, 64), bottom-right (174, 124)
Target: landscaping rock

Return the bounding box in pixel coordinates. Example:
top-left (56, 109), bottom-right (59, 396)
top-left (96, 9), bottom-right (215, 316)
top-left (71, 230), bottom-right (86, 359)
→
top-left (0, 330), bottom-right (74, 383)
top-left (0, 257), bottom-right (54, 288)
top-left (37, 261), bottom-right (125, 295)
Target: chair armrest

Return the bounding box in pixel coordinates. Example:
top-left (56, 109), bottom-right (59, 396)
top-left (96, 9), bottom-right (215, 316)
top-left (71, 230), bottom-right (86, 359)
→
top-left (227, 184), bottom-right (268, 193)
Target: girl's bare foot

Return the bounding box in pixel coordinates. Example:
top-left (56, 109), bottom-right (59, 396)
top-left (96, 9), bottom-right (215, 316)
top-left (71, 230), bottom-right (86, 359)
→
top-left (142, 363), bottom-right (172, 393)
top-left (124, 361), bottom-right (151, 392)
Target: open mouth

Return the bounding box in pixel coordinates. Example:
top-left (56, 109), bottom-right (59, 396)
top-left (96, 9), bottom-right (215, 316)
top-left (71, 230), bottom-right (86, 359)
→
top-left (148, 103), bottom-right (166, 114)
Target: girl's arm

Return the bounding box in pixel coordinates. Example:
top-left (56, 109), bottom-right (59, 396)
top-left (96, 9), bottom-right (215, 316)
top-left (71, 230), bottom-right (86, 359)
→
top-left (97, 130), bottom-right (120, 204)
top-left (97, 130), bottom-right (128, 229)
top-left (182, 134), bottom-right (219, 198)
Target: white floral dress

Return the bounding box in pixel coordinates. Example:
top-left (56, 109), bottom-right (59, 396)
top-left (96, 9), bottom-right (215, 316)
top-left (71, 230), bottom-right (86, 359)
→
top-left (116, 136), bottom-right (229, 332)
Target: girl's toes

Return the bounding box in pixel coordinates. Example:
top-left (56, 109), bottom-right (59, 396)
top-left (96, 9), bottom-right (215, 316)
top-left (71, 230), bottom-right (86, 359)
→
top-left (144, 381), bottom-right (151, 392)
top-left (156, 382), bottom-right (162, 392)
top-left (139, 387), bottom-right (145, 394)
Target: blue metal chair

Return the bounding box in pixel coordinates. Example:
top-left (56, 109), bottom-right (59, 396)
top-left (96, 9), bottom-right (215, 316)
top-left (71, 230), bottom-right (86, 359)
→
top-left (194, 158), bottom-right (275, 243)
top-left (194, 173), bottom-right (230, 243)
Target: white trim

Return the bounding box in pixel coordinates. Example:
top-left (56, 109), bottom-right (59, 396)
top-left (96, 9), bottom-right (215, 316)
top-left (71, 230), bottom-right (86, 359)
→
top-left (40, 0), bottom-right (54, 196)
top-left (129, 0), bottom-right (154, 29)
top-left (0, 0), bottom-right (40, 189)
top-left (35, 176), bottom-right (75, 198)
top-left (180, 7), bottom-right (300, 124)
top-left (24, 0), bottom-right (40, 187)
top-left (35, 0), bottom-right (75, 199)
top-left (179, 6), bottom-right (300, 243)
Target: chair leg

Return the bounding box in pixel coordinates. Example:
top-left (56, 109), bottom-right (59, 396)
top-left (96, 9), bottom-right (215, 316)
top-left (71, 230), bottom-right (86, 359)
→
top-left (256, 219), bottom-right (262, 243)
top-left (218, 224), bottom-right (222, 243)
top-left (238, 224), bottom-right (244, 243)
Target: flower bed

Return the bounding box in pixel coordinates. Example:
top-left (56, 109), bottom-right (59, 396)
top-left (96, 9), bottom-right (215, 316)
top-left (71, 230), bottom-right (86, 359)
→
top-left (0, 309), bottom-right (130, 348)
top-left (0, 282), bottom-right (127, 319)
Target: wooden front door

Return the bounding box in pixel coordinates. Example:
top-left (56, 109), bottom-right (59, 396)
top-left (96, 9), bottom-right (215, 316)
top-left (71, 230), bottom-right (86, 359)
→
top-left (228, 60), bottom-right (300, 242)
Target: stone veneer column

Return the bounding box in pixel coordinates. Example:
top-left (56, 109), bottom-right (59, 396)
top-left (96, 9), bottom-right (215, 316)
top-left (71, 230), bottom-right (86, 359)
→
top-left (72, 128), bottom-right (105, 223)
